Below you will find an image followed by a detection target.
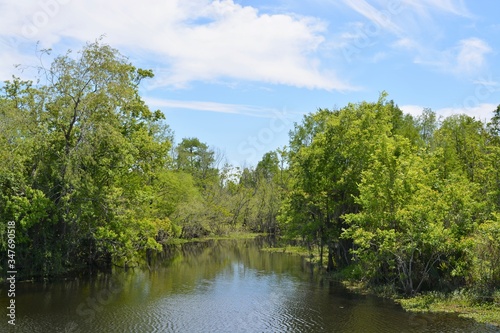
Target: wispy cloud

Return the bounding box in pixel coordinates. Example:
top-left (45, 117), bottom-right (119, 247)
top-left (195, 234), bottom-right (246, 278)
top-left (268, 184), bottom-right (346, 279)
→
top-left (340, 0), bottom-right (402, 34)
top-left (339, 0), bottom-right (472, 38)
top-left (413, 37), bottom-right (492, 76)
top-left (0, 0), bottom-right (353, 91)
top-left (392, 37), bottom-right (419, 50)
top-left (436, 103), bottom-right (496, 120)
top-left (145, 97), bottom-right (293, 119)
top-left (402, 0), bottom-right (472, 18)
top-left (401, 103), bottom-right (497, 121)
top-left (455, 38), bottom-right (492, 74)
top-left (337, 0), bottom-right (488, 76)
top-left (472, 76), bottom-right (499, 87)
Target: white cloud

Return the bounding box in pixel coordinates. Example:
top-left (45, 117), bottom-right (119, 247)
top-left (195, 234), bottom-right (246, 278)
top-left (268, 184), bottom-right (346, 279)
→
top-left (339, 0), bottom-right (471, 38)
top-left (337, 0), bottom-right (487, 76)
top-left (399, 104), bottom-right (426, 117)
top-left (472, 76), bottom-right (499, 87)
top-left (392, 37), bottom-right (419, 50)
top-left (391, 3), bottom-right (490, 76)
top-left (145, 97), bottom-right (290, 119)
top-left (436, 103), bottom-right (496, 121)
top-left (0, 0), bottom-right (352, 91)
top-left (0, 36), bottom-right (39, 80)
top-left (402, 0), bottom-right (471, 18)
top-left (455, 38), bottom-right (492, 74)
top-left (340, 0), bottom-right (402, 35)
top-left (414, 38), bottom-right (492, 76)
top-left (401, 103), bottom-right (496, 121)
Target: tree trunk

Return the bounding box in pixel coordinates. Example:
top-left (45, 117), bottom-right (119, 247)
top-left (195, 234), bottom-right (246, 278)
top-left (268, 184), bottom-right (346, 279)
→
top-left (327, 241), bottom-right (334, 272)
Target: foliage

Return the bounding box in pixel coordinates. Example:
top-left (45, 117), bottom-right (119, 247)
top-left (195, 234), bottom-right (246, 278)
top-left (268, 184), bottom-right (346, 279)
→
top-left (343, 136), bottom-right (478, 294)
top-left (279, 95), bottom-right (500, 297)
top-left (1, 40), bottom-right (499, 303)
top-left (399, 290), bottom-right (500, 327)
top-left (279, 94), bottom-right (413, 271)
top-left (0, 40), bottom-right (174, 277)
top-left (471, 213), bottom-right (500, 291)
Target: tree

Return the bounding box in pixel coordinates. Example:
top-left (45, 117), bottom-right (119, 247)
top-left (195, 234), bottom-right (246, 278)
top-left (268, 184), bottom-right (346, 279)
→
top-left (485, 105), bottom-right (500, 211)
top-left (343, 134), bottom-right (478, 294)
top-left (487, 104), bottom-right (500, 140)
top-left (0, 40), bottom-right (173, 277)
top-left (280, 93), bottom-right (407, 270)
top-left (175, 137), bottom-right (217, 188)
top-left (240, 152), bottom-right (283, 233)
top-left (433, 114), bottom-right (489, 183)
top-left (416, 107), bottom-right (438, 146)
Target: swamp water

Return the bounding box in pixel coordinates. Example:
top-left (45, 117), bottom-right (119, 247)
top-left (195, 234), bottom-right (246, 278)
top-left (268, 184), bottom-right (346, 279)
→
top-left (2, 238), bottom-right (499, 332)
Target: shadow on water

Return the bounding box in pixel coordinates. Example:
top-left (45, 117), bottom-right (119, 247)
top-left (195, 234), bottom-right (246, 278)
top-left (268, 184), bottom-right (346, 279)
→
top-left (1, 237), bottom-right (499, 332)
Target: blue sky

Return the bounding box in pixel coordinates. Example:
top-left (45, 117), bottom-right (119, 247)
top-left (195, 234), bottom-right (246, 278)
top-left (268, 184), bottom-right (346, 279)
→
top-left (1, 0), bottom-right (499, 166)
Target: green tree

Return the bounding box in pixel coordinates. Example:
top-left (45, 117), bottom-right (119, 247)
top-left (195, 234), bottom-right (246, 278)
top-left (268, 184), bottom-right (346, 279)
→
top-left (416, 107), bottom-right (439, 146)
top-left (343, 134), bottom-right (478, 294)
top-left (175, 137), bottom-right (217, 187)
top-left (0, 40), bottom-right (173, 277)
top-left (280, 94), bottom-right (409, 270)
top-left (487, 104), bottom-right (500, 140)
top-left (485, 105), bottom-right (500, 211)
top-left (241, 152), bottom-right (283, 233)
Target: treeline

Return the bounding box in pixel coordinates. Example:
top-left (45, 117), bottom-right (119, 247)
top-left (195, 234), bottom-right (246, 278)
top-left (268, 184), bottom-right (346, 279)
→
top-left (0, 41), bottom-right (281, 279)
top-left (0, 41), bottom-right (499, 298)
top-left (280, 95), bottom-right (500, 296)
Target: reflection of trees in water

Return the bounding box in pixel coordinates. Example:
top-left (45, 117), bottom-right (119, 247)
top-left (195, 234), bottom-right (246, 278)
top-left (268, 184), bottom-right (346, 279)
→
top-left (139, 238), bottom-right (311, 295)
top-left (10, 238), bottom-right (496, 333)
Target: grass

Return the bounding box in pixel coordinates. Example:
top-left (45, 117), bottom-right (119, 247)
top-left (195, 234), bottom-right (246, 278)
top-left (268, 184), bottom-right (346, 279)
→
top-left (204, 231), bottom-right (267, 240)
top-left (397, 290), bottom-right (500, 327)
top-left (261, 245), bottom-right (310, 256)
top-left (336, 273), bottom-right (500, 328)
top-left (163, 231), bottom-right (267, 245)
top-left (338, 281), bottom-right (500, 328)
top-left (260, 245), bottom-right (322, 265)
top-left (324, 261), bottom-right (500, 328)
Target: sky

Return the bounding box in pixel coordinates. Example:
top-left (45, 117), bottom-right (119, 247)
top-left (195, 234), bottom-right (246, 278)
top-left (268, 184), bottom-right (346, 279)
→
top-left (1, 0), bottom-right (499, 167)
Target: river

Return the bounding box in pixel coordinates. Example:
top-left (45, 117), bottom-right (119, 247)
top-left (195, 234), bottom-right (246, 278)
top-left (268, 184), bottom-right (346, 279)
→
top-left (2, 237), bottom-right (499, 332)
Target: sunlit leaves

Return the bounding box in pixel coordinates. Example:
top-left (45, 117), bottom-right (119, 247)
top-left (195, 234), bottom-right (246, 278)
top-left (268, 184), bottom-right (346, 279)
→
top-left (0, 40), bottom-right (175, 276)
top-left (280, 93), bottom-right (404, 269)
top-left (281, 97), bottom-right (500, 295)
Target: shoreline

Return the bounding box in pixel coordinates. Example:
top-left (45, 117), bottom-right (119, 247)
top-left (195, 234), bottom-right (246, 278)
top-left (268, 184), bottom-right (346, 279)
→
top-left (262, 244), bottom-right (500, 328)
top-left (4, 235), bottom-right (499, 328)
top-left (1, 232), bottom-right (267, 284)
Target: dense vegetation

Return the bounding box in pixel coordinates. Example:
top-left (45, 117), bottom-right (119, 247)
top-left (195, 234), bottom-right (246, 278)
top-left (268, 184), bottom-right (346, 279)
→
top-left (0, 41), bottom-right (282, 279)
top-left (281, 98), bottom-right (500, 298)
top-left (1, 42), bottom-right (499, 304)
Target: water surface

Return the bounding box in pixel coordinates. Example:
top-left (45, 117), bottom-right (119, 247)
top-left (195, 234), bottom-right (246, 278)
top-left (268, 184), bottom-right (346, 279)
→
top-left (2, 238), bottom-right (499, 332)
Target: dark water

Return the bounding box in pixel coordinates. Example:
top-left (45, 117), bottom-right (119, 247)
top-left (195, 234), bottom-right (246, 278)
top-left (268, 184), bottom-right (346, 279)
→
top-left (2, 238), bottom-right (499, 333)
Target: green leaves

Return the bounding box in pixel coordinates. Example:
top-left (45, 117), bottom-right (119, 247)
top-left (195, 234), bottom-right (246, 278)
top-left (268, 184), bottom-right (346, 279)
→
top-left (0, 40), bottom-right (178, 277)
top-left (471, 213), bottom-right (500, 290)
top-left (281, 93), bottom-right (405, 269)
top-left (281, 97), bottom-right (500, 295)
top-left (2, 38), bottom-right (499, 291)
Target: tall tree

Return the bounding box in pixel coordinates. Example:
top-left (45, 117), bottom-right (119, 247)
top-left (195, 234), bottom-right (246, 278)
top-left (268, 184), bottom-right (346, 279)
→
top-left (175, 137), bottom-right (217, 188)
top-left (343, 134), bottom-right (478, 294)
top-left (280, 93), bottom-right (408, 270)
top-left (0, 40), bottom-right (173, 277)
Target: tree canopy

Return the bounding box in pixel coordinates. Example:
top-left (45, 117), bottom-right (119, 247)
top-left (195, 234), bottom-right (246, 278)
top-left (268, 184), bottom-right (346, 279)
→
top-left (1, 42), bottom-right (499, 299)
